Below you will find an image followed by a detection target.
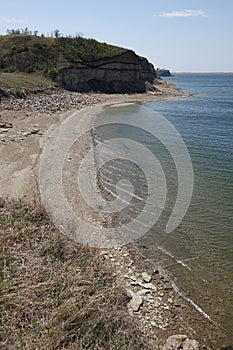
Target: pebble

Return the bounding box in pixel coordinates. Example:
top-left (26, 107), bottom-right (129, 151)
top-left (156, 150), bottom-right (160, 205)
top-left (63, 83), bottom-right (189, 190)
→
top-left (164, 282), bottom-right (173, 290)
top-left (173, 299), bottom-right (181, 307)
top-left (0, 122), bottom-right (13, 128)
top-left (130, 281), bottom-right (138, 286)
top-left (0, 89), bottom-right (99, 114)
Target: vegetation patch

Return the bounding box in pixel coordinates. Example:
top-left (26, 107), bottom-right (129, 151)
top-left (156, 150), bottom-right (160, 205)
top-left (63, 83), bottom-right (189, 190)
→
top-left (0, 200), bottom-right (149, 349)
top-left (0, 32), bottom-right (127, 79)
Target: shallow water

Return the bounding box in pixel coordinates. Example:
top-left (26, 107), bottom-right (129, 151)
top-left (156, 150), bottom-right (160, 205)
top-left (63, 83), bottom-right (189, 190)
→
top-left (94, 75), bottom-right (233, 342)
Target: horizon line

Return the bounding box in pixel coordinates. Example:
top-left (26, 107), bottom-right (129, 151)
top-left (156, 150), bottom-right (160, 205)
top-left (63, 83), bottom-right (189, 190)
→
top-left (171, 71), bottom-right (233, 74)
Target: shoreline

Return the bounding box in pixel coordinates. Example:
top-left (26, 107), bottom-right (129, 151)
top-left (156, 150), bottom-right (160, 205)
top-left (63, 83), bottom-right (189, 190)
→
top-left (90, 102), bottom-right (227, 349)
top-left (0, 81), bottom-right (229, 348)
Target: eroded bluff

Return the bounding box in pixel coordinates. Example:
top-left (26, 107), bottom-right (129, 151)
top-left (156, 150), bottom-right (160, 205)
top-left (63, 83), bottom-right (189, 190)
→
top-left (56, 50), bottom-right (156, 94)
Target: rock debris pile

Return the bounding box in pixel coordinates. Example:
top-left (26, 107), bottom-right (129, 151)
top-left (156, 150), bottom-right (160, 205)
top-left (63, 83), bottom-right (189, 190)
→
top-left (0, 90), bottom-right (99, 114)
top-left (102, 246), bottom-right (201, 348)
top-left (0, 121), bottom-right (44, 144)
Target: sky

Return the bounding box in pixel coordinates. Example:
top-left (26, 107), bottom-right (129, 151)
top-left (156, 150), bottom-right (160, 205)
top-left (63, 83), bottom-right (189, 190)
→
top-left (0, 0), bottom-right (232, 72)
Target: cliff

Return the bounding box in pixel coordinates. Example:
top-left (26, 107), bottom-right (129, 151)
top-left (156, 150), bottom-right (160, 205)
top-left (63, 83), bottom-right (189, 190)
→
top-left (56, 50), bottom-right (156, 93)
top-left (0, 34), bottom-right (157, 93)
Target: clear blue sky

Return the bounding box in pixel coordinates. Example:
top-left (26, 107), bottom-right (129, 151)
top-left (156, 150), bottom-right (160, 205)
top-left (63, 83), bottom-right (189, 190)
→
top-left (0, 0), bottom-right (232, 72)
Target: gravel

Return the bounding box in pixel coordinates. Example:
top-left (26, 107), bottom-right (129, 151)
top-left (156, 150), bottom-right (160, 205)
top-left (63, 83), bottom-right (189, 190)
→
top-left (0, 90), bottom-right (100, 114)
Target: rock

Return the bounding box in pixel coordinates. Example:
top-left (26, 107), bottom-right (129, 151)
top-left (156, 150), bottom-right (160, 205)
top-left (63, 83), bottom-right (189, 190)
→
top-left (130, 281), bottom-right (138, 286)
top-left (137, 281), bottom-right (157, 291)
top-left (130, 275), bottom-right (137, 281)
top-left (0, 122), bottom-right (13, 128)
top-left (164, 282), bottom-right (173, 290)
top-left (137, 289), bottom-right (150, 296)
top-left (173, 299), bottom-right (181, 307)
top-left (22, 131), bottom-right (31, 136)
top-left (142, 272), bottom-right (152, 283)
top-left (31, 128), bottom-right (39, 134)
top-left (162, 335), bottom-right (200, 350)
top-left (127, 290), bottom-right (143, 312)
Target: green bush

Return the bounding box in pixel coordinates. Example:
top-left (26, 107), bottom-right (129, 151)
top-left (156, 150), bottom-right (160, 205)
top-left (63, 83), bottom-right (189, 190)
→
top-left (12, 82), bottom-right (23, 97)
top-left (47, 67), bottom-right (59, 80)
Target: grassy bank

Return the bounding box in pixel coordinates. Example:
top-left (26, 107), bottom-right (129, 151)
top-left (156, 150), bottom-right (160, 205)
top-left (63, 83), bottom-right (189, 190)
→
top-left (0, 34), bottom-right (127, 89)
top-left (0, 34), bottom-right (126, 75)
top-left (0, 72), bottom-right (54, 88)
top-left (0, 200), bottom-right (148, 349)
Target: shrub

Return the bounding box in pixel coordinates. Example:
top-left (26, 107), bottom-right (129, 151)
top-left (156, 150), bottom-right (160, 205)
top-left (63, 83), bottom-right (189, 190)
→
top-left (47, 67), bottom-right (59, 80)
top-left (12, 82), bottom-right (23, 97)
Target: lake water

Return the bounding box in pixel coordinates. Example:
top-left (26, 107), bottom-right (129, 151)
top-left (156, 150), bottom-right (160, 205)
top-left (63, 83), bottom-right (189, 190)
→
top-left (94, 75), bottom-right (233, 342)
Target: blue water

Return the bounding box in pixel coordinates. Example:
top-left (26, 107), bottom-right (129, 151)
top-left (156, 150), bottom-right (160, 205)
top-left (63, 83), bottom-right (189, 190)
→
top-left (95, 75), bottom-right (233, 341)
top-left (145, 76), bottom-right (233, 278)
top-left (145, 76), bottom-right (233, 339)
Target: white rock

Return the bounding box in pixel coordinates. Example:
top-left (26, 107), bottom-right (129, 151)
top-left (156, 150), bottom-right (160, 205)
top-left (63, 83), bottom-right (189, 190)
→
top-left (138, 289), bottom-right (150, 296)
top-left (142, 272), bottom-right (152, 283)
top-left (128, 294), bottom-right (143, 312)
top-left (162, 335), bottom-right (200, 350)
top-left (130, 275), bottom-right (137, 281)
top-left (127, 289), bottom-right (143, 312)
top-left (136, 280), bottom-right (157, 291)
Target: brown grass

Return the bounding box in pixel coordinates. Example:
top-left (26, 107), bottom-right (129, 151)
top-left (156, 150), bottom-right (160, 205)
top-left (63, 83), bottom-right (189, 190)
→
top-left (0, 200), bottom-right (149, 350)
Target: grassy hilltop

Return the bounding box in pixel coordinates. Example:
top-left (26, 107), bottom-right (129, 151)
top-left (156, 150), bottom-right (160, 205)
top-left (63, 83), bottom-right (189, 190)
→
top-left (0, 33), bottom-right (127, 87)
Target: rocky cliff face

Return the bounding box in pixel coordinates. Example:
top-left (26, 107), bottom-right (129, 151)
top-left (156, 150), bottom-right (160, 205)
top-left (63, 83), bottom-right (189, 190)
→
top-left (56, 50), bottom-right (156, 93)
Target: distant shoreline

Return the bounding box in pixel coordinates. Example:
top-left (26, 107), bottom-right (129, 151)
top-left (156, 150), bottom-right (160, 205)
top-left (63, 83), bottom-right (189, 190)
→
top-left (172, 72), bottom-right (233, 76)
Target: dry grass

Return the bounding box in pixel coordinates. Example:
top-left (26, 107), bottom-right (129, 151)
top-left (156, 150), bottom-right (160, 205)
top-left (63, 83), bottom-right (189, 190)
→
top-left (0, 73), bottom-right (54, 88)
top-left (0, 200), bottom-right (148, 350)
